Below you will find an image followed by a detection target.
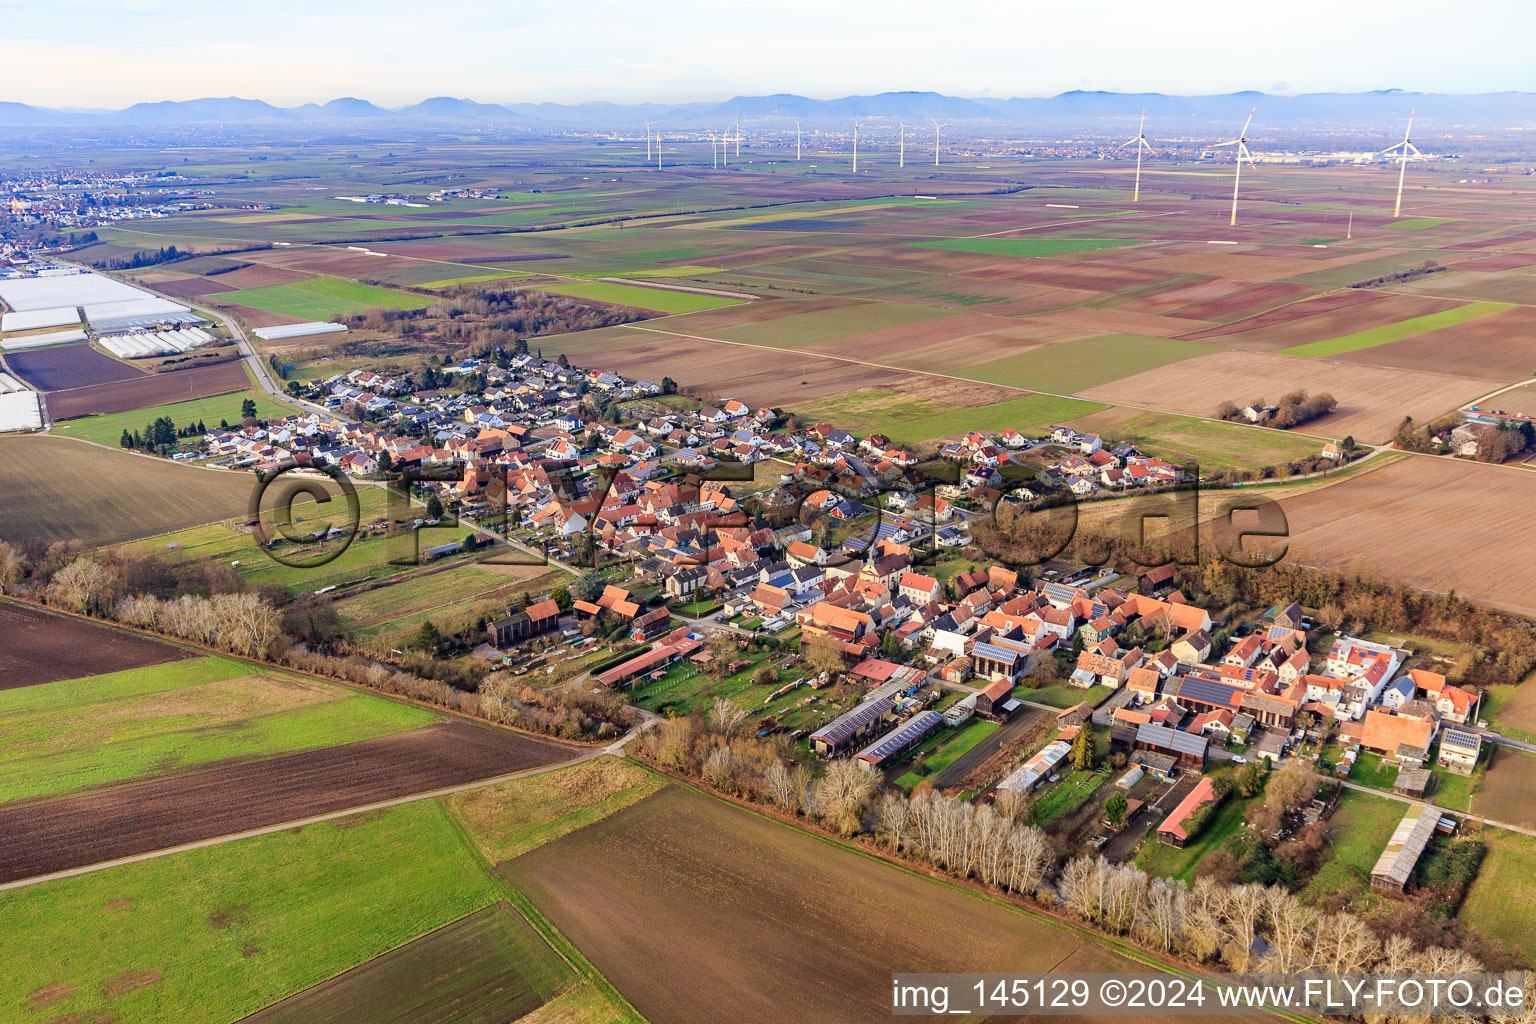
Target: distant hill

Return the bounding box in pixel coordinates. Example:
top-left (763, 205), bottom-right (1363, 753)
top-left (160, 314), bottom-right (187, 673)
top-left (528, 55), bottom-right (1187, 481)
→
top-left (1, 89), bottom-right (1532, 131)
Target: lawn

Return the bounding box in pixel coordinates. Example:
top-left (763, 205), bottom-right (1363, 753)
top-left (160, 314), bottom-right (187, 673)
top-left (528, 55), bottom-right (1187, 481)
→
top-left (1034, 768), bottom-right (1109, 826)
top-left (1069, 409), bottom-right (1325, 472)
top-left (1298, 788), bottom-right (1403, 905)
top-left (541, 280), bottom-right (740, 314)
top-left (956, 335), bottom-right (1217, 395)
top-left (1461, 827), bottom-right (1536, 964)
top-left (0, 800), bottom-right (501, 1024)
top-left (1017, 681), bottom-right (1110, 709)
top-left (50, 390), bottom-right (296, 447)
top-left (1276, 301), bottom-right (1510, 357)
top-left (892, 718), bottom-right (999, 790)
top-left (446, 756), bottom-right (666, 863)
top-left (0, 655), bottom-right (436, 804)
top-left (219, 277), bottom-right (436, 320)
top-left (914, 238), bottom-right (1134, 258)
top-left (1135, 790), bottom-right (1249, 883)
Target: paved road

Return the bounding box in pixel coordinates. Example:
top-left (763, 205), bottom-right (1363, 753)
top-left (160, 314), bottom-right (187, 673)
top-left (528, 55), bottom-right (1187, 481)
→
top-left (0, 724), bottom-right (642, 894)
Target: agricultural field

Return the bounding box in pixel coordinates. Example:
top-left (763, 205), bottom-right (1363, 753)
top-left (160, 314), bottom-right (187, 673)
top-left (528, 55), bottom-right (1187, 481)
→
top-left (0, 800), bottom-right (509, 1024)
top-left (44, 359), bottom-right (251, 421)
top-left (0, 654), bottom-right (436, 805)
top-left (794, 387), bottom-right (1103, 443)
top-left (0, 718), bottom-right (576, 883)
top-left (1277, 301), bottom-right (1511, 358)
top-left (1066, 407), bottom-right (1325, 471)
top-left (540, 280), bottom-right (741, 314)
top-left (0, 600), bottom-right (191, 689)
top-left (50, 387), bottom-right (294, 446)
top-left (1471, 749), bottom-right (1536, 829)
top-left (213, 277), bottom-right (437, 322)
top-left (4, 342), bottom-right (145, 391)
top-left (1275, 455), bottom-right (1536, 617)
top-left (954, 334), bottom-right (1218, 393)
top-left (505, 784), bottom-right (1163, 1024)
top-left (0, 435), bottom-right (253, 546)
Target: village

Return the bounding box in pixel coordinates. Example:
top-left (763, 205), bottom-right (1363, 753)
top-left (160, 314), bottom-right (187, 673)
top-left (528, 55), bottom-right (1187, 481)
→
top-left (176, 347), bottom-right (1494, 899)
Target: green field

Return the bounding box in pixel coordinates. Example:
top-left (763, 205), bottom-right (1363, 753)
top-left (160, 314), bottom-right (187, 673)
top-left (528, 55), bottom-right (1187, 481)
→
top-left (956, 335), bottom-right (1218, 394)
top-left (915, 237), bottom-right (1133, 258)
top-left (0, 800), bottom-right (500, 1024)
top-left (1277, 301), bottom-right (1510, 357)
top-left (219, 277), bottom-right (437, 320)
top-left (333, 561), bottom-right (567, 651)
top-left (1462, 828), bottom-right (1536, 963)
top-left (447, 756), bottom-right (666, 863)
top-left (51, 390), bottom-right (296, 447)
top-left (1384, 217), bottom-right (1459, 230)
top-left (1298, 789), bottom-right (1404, 905)
top-left (242, 904), bottom-right (573, 1024)
top-left (1034, 768), bottom-right (1109, 827)
top-left (796, 387), bottom-right (1103, 443)
top-left (541, 280), bottom-right (740, 314)
top-left (0, 656), bottom-right (437, 804)
top-left (713, 300), bottom-right (959, 349)
top-left (1070, 409), bottom-right (1325, 471)
top-left (413, 270), bottom-right (530, 289)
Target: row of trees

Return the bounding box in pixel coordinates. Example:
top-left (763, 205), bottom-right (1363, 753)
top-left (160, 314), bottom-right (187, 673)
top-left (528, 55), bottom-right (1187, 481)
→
top-left (635, 707), bottom-right (1495, 982)
top-left (1216, 390), bottom-right (1338, 430)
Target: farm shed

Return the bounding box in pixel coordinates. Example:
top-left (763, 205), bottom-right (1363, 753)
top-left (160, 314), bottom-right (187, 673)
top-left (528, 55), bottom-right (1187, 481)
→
top-left (1133, 722), bottom-right (1208, 771)
top-left (854, 711), bottom-right (944, 770)
top-left (975, 677), bottom-right (1018, 721)
top-left (996, 739), bottom-right (1072, 796)
top-left (1156, 777), bottom-right (1218, 847)
top-left (1371, 804), bottom-right (1438, 893)
top-left (809, 696), bottom-right (895, 757)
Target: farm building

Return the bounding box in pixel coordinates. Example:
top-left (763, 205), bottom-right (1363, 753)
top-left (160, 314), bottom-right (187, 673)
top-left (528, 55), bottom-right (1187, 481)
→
top-left (1371, 804), bottom-right (1438, 894)
top-left (487, 599), bottom-right (561, 648)
top-left (975, 678), bottom-right (1020, 721)
top-left (595, 634), bottom-right (701, 688)
top-left (1393, 767), bottom-right (1431, 798)
top-left (854, 711), bottom-right (944, 770)
top-left (1133, 722), bottom-right (1208, 772)
top-left (1156, 777), bottom-right (1219, 847)
top-left (0, 390), bottom-right (43, 432)
top-left (809, 696), bottom-right (895, 757)
top-left (995, 739), bottom-right (1072, 796)
top-left (1353, 710), bottom-right (1437, 766)
top-left (1438, 728), bottom-right (1483, 775)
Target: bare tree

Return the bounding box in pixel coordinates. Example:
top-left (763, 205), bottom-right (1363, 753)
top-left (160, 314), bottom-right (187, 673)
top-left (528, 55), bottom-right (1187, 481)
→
top-left (709, 696), bottom-right (749, 736)
top-left (0, 541), bottom-right (26, 592)
top-left (764, 759), bottom-right (798, 811)
top-left (48, 557), bottom-right (116, 614)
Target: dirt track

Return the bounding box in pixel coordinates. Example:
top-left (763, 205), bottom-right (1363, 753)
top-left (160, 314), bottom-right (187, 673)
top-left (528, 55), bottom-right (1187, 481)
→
top-left (0, 720), bottom-right (575, 882)
top-left (0, 601), bottom-right (190, 690)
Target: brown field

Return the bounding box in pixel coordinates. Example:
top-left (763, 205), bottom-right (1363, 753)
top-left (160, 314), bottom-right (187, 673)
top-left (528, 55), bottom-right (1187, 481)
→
top-left (383, 240), bottom-right (556, 262)
top-left (0, 720), bottom-right (576, 883)
top-left (1480, 383), bottom-right (1536, 416)
top-left (1080, 350), bottom-right (1500, 442)
top-left (1118, 276), bottom-right (1251, 314)
top-left (1174, 281), bottom-right (1311, 320)
top-left (0, 601), bottom-right (191, 690)
top-left (1034, 306), bottom-right (1211, 338)
top-left (4, 343), bottom-right (144, 392)
top-left (1181, 290), bottom-right (1387, 341)
top-left (1472, 749), bottom-right (1536, 829)
top-left (143, 275), bottom-right (236, 298)
top-left (1128, 248), bottom-right (1385, 282)
top-left (1453, 253), bottom-right (1536, 272)
top-left (244, 247), bottom-right (440, 280)
top-left (45, 360), bottom-right (249, 420)
top-left (1276, 456), bottom-right (1536, 616)
top-left (1335, 305), bottom-right (1536, 378)
top-left (208, 265), bottom-right (313, 289)
top-left (967, 259), bottom-right (1171, 292)
top-left (505, 785), bottom-right (1169, 1024)
top-left (1189, 293), bottom-right (1465, 350)
top-left (0, 435), bottom-right (254, 547)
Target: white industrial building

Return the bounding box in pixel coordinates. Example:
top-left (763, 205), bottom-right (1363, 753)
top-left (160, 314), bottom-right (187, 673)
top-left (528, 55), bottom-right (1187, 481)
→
top-left (253, 322), bottom-right (348, 341)
top-left (0, 390), bottom-right (43, 432)
top-left (98, 326), bottom-right (214, 358)
top-left (0, 306), bottom-right (80, 332)
top-left (0, 329), bottom-right (88, 350)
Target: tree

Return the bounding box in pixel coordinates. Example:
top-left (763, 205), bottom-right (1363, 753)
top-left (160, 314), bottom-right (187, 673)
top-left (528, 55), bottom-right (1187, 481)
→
top-left (573, 572), bottom-right (606, 603)
top-left (425, 493), bottom-right (444, 520)
top-left (0, 541), bottom-right (28, 593)
top-left (241, 398), bottom-right (258, 419)
top-left (551, 585), bottom-right (574, 612)
top-left (119, 428), bottom-right (134, 449)
top-left (880, 630), bottom-right (902, 661)
top-left (1069, 724), bottom-right (1096, 772)
top-left (557, 353), bottom-right (570, 368)
top-left (47, 557), bottom-right (117, 615)
top-left (414, 619), bottom-right (443, 653)
top-left (709, 696), bottom-right (749, 735)
top-left (1235, 760), bottom-right (1267, 798)
top-left (1105, 791), bottom-right (1128, 827)
top-left (285, 380), bottom-right (301, 397)
top-left (661, 376), bottom-right (679, 395)
top-left (802, 638), bottom-right (845, 677)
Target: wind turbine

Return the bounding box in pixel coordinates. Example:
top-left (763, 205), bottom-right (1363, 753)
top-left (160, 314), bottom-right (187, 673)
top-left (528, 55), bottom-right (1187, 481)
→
top-left (898, 120), bottom-right (905, 168)
top-left (1117, 111), bottom-right (1155, 202)
top-left (721, 127), bottom-right (729, 167)
top-left (734, 118), bottom-right (741, 158)
top-left (708, 131), bottom-right (719, 170)
top-left (852, 121), bottom-right (861, 173)
top-left (643, 120), bottom-right (653, 162)
top-left (655, 133), bottom-right (663, 171)
top-left (1207, 107), bottom-right (1257, 227)
top-left (794, 119), bottom-right (802, 160)
top-left (1379, 110), bottom-right (1425, 219)
top-left (931, 119), bottom-right (945, 167)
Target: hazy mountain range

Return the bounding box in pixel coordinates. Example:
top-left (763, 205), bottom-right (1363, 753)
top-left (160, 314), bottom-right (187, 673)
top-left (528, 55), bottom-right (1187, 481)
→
top-left (1, 90), bottom-right (1532, 131)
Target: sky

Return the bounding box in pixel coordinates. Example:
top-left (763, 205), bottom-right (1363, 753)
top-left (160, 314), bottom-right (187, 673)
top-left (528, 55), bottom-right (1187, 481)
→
top-left (11, 0), bottom-right (1536, 108)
